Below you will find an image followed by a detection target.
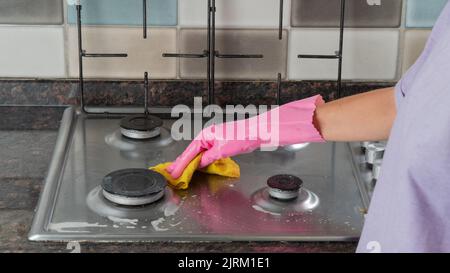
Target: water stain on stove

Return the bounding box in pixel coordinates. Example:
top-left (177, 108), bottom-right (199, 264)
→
top-left (151, 217), bottom-right (169, 231)
top-left (107, 216), bottom-right (138, 226)
top-left (48, 222), bottom-right (108, 233)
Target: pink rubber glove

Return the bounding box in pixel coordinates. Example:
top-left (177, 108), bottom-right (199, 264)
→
top-left (167, 95), bottom-right (325, 179)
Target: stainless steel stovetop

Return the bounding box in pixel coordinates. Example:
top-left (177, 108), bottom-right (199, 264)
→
top-left (29, 107), bottom-right (367, 242)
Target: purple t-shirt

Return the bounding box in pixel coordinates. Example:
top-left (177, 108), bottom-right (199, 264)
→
top-left (357, 1), bottom-right (450, 253)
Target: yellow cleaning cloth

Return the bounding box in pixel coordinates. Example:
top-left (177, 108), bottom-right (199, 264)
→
top-left (150, 154), bottom-right (240, 190)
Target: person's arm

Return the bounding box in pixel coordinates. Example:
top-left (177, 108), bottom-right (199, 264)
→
top-left (168, 87), bottom-right (397, 178)
top-left (313, 87), bottom-right (397, 142)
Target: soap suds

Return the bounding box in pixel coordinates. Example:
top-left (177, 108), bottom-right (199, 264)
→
top-left (164, 200), bottom-right (184, 217)
top-left (151, 217), bottom-right (169, 231)
top-left (170, 221), bottom-right (182, 227)
top-left (107, 216), bottom-right (138, 226)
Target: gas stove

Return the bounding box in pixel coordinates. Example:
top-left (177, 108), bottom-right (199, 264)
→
top-left (29, 106), bottom-right (368, 242)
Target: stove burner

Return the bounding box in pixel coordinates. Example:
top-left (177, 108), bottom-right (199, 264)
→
top-left (120, 114), bottom-right (163, 140)
top-left (267, 174), bottom-right (303, 200)
top-left (251, 183), bottom-right (319, 215)
top-left (87, 186), bottom-right (175, 221)
top-left (102, 169), bottom-right (167, 206)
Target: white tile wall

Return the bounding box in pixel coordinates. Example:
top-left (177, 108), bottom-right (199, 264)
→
top-left (67, 27), bottom-right (177, 79)
top-left (179, 0), bottom-right (291, 28)
top-left (0, 26), bottom-right (65, 78)
top-left (402, 30), bottom-right (431, 74)
top-left (288, 29), bottom-right (399, 80)
top-left (0, 0), bottom-right (440, 81)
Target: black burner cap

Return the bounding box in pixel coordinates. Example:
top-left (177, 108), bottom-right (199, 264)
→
top-left (120, 114), bottom-right (163, 132)
top-left (267, 174), bottom-right (303, 191)
top-left (102, 169), bottom-right (167, 197)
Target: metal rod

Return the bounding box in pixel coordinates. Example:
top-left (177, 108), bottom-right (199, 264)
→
top-left (83, 53), bottom-right (128, 58)
top-left (162, 0), bottom-right (264, 106)
top-left (209, 0), bottom-right (216, 105)
top-left (277, 73), bottom-right (282, 105)
top-left (162, 53), bottom-right (207, 58)
top-left (215, 52), bottom-right (264, 59)
top-left (144, 72), bottom-right (149, 115)
top-left (298, 54), bottom-right (339, 59)
top-left (296, 0), bottom-right (346, 100)
top-left (143, 0), bottom-right (147, 39)
top-left (76, 3), bottom-right (129, 115)
top-left (279, 0), bottom-right (284, 40)
top-left (76, 4), bottom-right (86, 113)
top-left (337, 0), bottom-right (346, 99)
top-left (207, 0), bottom-right (212, 105)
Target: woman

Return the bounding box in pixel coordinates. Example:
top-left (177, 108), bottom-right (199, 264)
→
top-left (167, 2), bottom-right (450, 252)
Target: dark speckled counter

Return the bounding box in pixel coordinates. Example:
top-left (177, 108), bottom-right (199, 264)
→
top-left (0, 79), bottom-right (394, 107)
top-left (0, 105), bottom-right (357, 253)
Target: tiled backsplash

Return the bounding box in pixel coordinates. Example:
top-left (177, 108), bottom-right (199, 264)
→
top-left (0, 0), bottom-right (446, 80)
top-left (406, 0), bottom-right (448, 27)
top-left (66, 0), bottom-right (177, 26)
top-left (291, 0), bottom-right (403, 28)
top-left (179, 29), bottom-right (288, 80)
top-left (0, 26), bottom-right (65, 78)
top-left (179, 0), bottom-right (290, 27)
top-left (289, 29), bottom-right (399, 80)
top-left (402, 30), bottom-right (431, 74)
top-left (66, 26), bottom-right (177, 78)
top-left (0, 0), bottom-right (63, 25)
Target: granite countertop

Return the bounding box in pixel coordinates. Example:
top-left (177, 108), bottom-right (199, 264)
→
top-left (0, 105), bottom-right (357, 253)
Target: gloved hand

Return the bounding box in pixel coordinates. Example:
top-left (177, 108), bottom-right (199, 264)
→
top-left (167, 95), bottom-right (325, 179)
